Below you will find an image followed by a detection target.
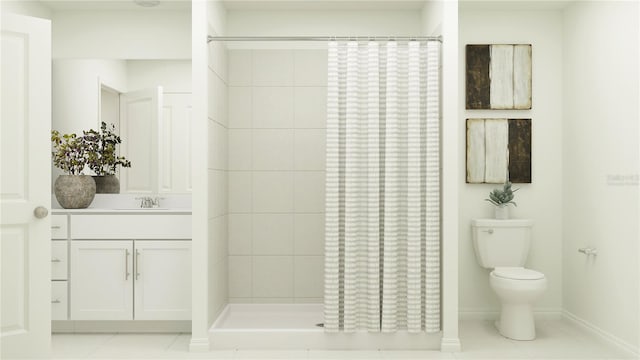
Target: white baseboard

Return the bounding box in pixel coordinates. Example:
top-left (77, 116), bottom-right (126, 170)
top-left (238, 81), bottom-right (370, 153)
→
top-left (52, 320), bottom-right (191, 333)
top-left (189, 337), bottom-right (210, 352)
top-left (440, 337), bottom-right (462, 352)
top-left (562, 310), bottom-right (639, 358)
top-left (459, 308), bottom-right (563, 321)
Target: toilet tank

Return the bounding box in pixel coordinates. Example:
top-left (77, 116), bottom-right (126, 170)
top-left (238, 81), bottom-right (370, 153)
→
top-left (471, 219), bottom-right (534, 269)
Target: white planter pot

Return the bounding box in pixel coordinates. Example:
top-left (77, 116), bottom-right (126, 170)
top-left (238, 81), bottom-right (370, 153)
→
top-left (495, 206), bottom-right (510, 220)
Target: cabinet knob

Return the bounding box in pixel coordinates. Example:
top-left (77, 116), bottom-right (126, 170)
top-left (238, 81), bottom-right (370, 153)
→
top-left (34, 206), bottom-right (49, 219)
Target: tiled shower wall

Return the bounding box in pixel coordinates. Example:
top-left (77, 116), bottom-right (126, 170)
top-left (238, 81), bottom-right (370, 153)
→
top-left (227, 49), bottom-right (327, 303)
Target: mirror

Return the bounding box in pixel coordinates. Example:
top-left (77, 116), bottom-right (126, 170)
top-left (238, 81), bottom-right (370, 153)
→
top-left (52, 59), bottom-right (192, 194)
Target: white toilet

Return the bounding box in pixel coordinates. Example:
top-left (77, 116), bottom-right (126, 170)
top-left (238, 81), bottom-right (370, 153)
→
top-left (471, 219), bottom-right (547, 341)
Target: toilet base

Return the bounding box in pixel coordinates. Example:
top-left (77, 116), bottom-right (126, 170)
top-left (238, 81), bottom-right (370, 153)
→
top-left (496, 304), bottom-right (536, 341)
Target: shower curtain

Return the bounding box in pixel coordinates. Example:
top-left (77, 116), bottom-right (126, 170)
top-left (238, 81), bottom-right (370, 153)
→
top-left (324, 40), bottom-right (440, 334)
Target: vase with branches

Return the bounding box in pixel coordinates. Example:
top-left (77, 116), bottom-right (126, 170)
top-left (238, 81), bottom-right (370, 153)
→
top-left (51, 130), bottom-right (96, 208)
top-left (83, 122), bottom-right (131, 193)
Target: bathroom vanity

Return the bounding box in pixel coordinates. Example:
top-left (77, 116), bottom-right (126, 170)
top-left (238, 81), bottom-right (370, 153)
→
top-left (50, 209), bottom-right (191, 332)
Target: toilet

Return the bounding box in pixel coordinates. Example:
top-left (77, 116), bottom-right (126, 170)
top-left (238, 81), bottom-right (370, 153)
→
top-left (471, 219), bottom-right (547, 341)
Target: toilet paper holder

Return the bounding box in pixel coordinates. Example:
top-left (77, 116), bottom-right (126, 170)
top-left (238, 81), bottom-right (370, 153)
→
top-left (578, 247), bottom-right (598, 256)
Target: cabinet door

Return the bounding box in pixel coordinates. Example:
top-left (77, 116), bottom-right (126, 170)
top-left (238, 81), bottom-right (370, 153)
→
top-left (70, 241), bottom-right (133, 320)
top-left (134, 241), bottom-right (191, 320)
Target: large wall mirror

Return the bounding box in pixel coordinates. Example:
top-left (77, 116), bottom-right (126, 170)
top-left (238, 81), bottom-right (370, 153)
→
top-left (52, 59), bottom-right (192, 194)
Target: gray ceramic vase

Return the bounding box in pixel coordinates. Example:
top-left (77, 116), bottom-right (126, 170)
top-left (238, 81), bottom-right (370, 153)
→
top-left (93, 175), bottom-right (120, 194)
top-left (54, 175), bottom-right (96, 209)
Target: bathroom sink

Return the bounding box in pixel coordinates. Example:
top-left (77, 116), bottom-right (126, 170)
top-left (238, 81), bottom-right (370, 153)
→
top-left (114, 208), bottom-right (170, 211)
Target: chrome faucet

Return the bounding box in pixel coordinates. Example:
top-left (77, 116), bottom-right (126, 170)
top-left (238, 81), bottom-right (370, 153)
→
top-left (136, 196), bottom-right (163, 209)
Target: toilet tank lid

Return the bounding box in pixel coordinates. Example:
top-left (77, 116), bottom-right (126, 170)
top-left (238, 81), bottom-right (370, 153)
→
top-left (493, 267), bottom-right (545, 280)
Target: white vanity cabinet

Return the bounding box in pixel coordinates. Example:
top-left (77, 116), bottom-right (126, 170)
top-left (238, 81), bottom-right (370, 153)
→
top-left (70, 241), bottom-right (134, 320)
top-left (53, 212), bottom-right (192, 324)
top-left (70, 239), bottom-right (191, 321)
top-left (133, 241), bottom-right (192, 320)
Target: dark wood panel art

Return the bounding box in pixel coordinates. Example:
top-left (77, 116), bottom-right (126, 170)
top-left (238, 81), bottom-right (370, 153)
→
top-left (508, 119), bottom-right (532, 183)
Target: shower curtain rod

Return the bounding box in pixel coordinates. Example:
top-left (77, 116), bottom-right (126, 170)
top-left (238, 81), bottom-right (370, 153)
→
top-left (207, 35), bottom-right (443, 43)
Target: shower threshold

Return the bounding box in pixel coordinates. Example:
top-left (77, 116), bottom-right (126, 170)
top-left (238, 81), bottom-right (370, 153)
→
top-left (208, 304), bottom-right (441, 350)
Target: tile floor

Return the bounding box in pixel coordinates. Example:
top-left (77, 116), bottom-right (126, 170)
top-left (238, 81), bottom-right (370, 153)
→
top-left (51, 319), bottom-right (638, 359)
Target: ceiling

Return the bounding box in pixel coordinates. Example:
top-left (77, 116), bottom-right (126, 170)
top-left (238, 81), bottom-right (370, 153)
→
top-left (221, 0), bottom-right (427, 11)
top-left (39, 0), bottom-right (191, 11)
top-left (459, 0), bottom-right (574, 11)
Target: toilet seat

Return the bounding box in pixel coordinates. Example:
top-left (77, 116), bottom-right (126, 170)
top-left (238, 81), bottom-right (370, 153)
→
top-left (492, 267), bottom-right (545, 280)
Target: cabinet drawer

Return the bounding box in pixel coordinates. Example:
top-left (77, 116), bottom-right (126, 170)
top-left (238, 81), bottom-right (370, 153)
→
top-left (70, 214), bottom-right (191, 239)
top-left (51, 215), bottom-right (68, 239)
top-left (51, 241), bottom-right (68, 280)
top-left (51, 281), bottom-right (68, 320)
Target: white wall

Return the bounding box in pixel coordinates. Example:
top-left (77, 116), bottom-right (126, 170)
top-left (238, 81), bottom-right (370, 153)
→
top-left (562, 1), bottom-right (639, 352)
top-left (52, 9), bottom-right (190, 59)
top-left (127, 60), bottom-right (192, 93)
top-left (207, 0), bottom-right (229, 328)
top-left (227, 9), bottom-right (422, 37)
top-left (1, 0), bottom-right (52, 19)
top-left (227, 49), bottom-right (327, 304)
top-left (459, 9), bottom-right (564, 315)
top-left (52, 59), bottom-right (127, 135)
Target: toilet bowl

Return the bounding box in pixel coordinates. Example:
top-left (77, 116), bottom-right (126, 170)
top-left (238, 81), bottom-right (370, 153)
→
top-left (489, 267), bottom-right (547, 341)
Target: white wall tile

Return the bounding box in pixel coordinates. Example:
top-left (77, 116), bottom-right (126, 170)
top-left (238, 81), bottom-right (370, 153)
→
top-left (252, 298), bottom-right (294, 304)
top-left (294, 129), bottom-right (325, 171)
top-left (294, 171), bottom-right (325, 213)
top-left (229, 298), bottom-right (253, 304)
top-left (252, 214), bottom-right (294, 255)
top-left (228, 129), bottom-right (252, 171)
top-left (294, 87), bottom-right (327, 129)
top-left (228, 87), bottom-right (252, 129)
top-left (294, 213), bottom-right (325, 255)
top-left (208, 39), bottom-right (228, 84)
top-left (294, 50), bottom-right (328, 86)
top-left (252, 50), bottom-right (294, 86)
top-left (252, 256), bottom-right (294, 298)
top-left (252, 129), bottom-right (294, 170)
top-left (229, 214), bottom-right (252, 255)
top-left (253, 87), bottom-right (294, 129)
top-left (210, 215), bottom-right (228, 264)
top-left (209, 120), bottom-right (228, 170)
top-left (229, 256), bottom-right (252, 298)
top-left (228, 171), bottom-right (252, 213)
top-left (210, 170), bottom-right (227, 218)
top-left (228, 50), bottom-right (252, 86)
top-left (294, 256), bottom-right (324, 298)
top-left (252, 171), bottom-right (294, 213)
top-left (294, 298), bottom-right (323, 304)
top-left (209, 71), bottom-right (228, 126)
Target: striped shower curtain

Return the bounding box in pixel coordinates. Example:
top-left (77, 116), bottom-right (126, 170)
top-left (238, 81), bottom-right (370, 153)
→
top-left (324, 40), bottom-right (440, 334)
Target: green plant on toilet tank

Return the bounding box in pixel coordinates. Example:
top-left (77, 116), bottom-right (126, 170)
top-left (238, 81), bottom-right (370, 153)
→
top-left (51, 122), bottom-right (131, 208)
top-left (485, 181), bottom-right (519, 219)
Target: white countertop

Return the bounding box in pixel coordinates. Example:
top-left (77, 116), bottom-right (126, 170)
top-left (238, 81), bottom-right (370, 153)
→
top-left (52, 208), bottom-right (192, 215)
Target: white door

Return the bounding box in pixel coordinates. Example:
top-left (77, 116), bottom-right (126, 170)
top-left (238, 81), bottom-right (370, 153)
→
top-left (134, 241), bottom-right (191, 320)
top-left (119, 87), bottom-right (162, 194)
top-left (70, 241), bottom-right (133, 320)
top-left (160, 93), bottom-right (192, 194)
top-left (1, 13), bottom-right (52, 358)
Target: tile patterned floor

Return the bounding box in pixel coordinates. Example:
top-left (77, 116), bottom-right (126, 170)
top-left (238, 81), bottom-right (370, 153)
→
top-left (50, 319), bottom-right (638, 359)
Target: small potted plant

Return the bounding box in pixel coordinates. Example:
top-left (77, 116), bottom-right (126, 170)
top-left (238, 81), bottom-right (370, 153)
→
top-left (485, 181), bottom-right (518, 219)
top-left (83, 122), bottom-right (132, 193)
top-left (51, 130), bottom-right (96, 209)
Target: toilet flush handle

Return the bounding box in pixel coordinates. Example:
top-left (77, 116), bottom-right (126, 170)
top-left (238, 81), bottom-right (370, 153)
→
top-left (482, 229), bottom-right (494, 234)
top-left (578, 247), bottom-right (598, 256)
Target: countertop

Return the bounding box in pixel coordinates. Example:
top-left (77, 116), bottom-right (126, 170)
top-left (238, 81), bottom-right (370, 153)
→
top-left (52, 208), bottom-right (192, 215)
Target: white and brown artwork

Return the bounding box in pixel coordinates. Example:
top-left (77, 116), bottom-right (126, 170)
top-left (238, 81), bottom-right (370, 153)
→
top-left (466, 118), bottom-right (531, 184)
top-left (466, 44), bottom-right (532, 110)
